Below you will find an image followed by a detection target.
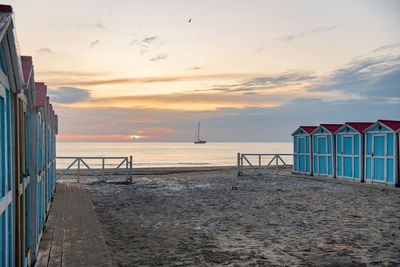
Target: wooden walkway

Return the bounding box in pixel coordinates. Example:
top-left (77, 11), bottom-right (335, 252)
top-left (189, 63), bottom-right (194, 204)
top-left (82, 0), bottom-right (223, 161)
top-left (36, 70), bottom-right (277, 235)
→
top-left (35, 182), bottom-right (113, 267)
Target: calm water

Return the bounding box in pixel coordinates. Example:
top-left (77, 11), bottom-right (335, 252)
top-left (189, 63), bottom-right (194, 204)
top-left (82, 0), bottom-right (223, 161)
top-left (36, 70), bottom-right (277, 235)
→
top-left (56, 142), bottom-right (292, 168)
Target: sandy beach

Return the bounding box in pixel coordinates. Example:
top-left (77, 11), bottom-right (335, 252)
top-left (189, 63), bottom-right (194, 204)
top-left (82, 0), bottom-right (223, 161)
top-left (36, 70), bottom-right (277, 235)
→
top-left (59, 167), bottom-right (400, 266)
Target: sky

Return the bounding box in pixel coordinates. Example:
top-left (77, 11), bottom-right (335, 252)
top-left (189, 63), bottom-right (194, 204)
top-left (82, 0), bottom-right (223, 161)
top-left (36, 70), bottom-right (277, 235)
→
top-left (5, 0), bottom-right (400, 142)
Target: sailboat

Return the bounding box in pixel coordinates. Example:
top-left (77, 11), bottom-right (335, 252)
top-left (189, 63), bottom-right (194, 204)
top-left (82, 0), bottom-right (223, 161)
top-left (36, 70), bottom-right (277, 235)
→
top-left (194, 122), bottom-right (207, 144)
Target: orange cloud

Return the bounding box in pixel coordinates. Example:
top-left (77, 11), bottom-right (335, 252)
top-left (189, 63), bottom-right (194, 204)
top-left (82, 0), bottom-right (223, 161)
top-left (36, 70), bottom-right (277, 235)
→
top-left (66, 92), bottom-right (282, 111)
top-left (44, 73), bottom-right (252, 87)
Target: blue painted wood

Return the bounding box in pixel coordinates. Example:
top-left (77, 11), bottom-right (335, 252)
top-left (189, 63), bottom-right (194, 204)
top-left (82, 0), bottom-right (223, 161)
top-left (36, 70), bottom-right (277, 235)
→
top-left (387, 159), bottom-right (393, 183)
top-left (319, 156), bottom-right (327, 174)
top-left (374, 135), bottom-right (385, 156)
top-left (339, 127), bottom-right (356, 133)
top-left (7, 204), bottom-right (11, 267)
top-left (373, 158), bottom-right (385, 181)
top-left (1, 96), bottom-right (4, 197)
top-left (344, 157), bottom-right (352, 177)
top-left (387, 133), bottom-right (393, 156)
top-left (370, 124), bottom-right (390, 132)
top-left (354, 157), bottom-right (359, 178)
top-left (337, 156), bottom-right (342, 176)
top-left (337, 135), bottom-right (342, 154)
top-left (318, 137), bottom-right (326, 154)
top-left (354, 134), bottom-right (359, 155)
top-left (343, 136), bottom-right (352, 155)
top-left (1, 213), bottom-right (5, 266)
top-left (366, 158), bottom-right (371, 179)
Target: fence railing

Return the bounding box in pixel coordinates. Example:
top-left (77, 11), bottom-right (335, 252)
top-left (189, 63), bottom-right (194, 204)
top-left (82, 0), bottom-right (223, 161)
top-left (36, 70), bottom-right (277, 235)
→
top-left (56, 156), bottom-right (133, 183)
top-left (237, 153), bottom-right (293, 176)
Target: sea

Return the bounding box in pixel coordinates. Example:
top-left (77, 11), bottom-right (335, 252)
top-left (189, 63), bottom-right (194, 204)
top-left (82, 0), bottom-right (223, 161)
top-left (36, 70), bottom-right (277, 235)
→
top-left (56, 142), bottom-right (293, 169)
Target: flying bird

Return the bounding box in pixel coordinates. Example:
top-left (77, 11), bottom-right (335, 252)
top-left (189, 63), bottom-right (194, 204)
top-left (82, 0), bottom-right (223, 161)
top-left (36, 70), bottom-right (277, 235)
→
top-left (188, 19), bottom-right (192, 23)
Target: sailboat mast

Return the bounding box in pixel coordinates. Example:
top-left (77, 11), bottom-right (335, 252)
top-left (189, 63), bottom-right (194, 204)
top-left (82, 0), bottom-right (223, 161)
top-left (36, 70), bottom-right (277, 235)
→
top-left (198, 122), bottom-right (200, 141)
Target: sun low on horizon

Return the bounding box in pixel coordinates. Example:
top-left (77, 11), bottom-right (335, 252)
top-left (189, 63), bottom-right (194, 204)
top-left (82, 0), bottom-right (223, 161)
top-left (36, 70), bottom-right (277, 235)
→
top-left (6, 0), bottom-right (400, 142)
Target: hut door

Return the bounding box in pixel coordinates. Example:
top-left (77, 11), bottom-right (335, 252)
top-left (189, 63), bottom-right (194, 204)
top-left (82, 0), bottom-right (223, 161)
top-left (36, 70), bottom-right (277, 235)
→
top-left (298, 137), bottom-right (306, 172)
top-left (342, 135), bottom-right (353, 177)
top-left (317, 136), bottom-right (327, 175)
top-left (372, 134), bottom-right (385, 182)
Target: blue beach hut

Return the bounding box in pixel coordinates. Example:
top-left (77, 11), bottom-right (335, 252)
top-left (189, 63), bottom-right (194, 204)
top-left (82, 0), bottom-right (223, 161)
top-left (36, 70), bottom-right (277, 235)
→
top-left (335, 122), bottom-right (373, 181)
top-left (292, 126), bottom-right (317, 174)
top-left (364, 120), bottom-right (400, 186)
top-left (311, 124), bottom-right (342, 177)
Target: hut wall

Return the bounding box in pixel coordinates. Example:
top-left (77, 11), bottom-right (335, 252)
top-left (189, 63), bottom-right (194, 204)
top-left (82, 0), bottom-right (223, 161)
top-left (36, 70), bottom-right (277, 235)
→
top-left (0, 42), bottom-right (13, 267)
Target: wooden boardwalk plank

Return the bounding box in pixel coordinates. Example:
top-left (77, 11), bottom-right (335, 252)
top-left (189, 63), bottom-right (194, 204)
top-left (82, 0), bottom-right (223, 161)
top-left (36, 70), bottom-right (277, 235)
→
top-left (35, 182), bottom-right (114, 267)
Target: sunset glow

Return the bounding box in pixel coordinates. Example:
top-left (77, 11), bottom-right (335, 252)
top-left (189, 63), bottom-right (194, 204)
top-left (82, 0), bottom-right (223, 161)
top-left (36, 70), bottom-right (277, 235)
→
top-left (7, 0), bottom-right (399, 141)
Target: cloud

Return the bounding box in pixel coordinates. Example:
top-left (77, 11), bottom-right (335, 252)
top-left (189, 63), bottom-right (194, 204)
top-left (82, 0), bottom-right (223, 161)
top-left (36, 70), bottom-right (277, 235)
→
top-left (37, 48), bottom-right (54, 53)
top-left (130, 35), bottom-right (167, 56)
top-left (72, 90), bottom-right (283, 111)
top-left (48, 87), bottom-right (91, 104)
top-left (36, 70), bottom-right (111, 77)
top-left (49, 73), bottom-right (252, 86)
top-left (78, 22), bottom-right (106, 30)
top-left (89, 40), bottom-right (101, 49)
top-left (372, 42), bottom-right (400, 53)
top-left (142, 36), bottom-right (158, 44)
top-left (310, 55), bottom-right (400, 98)
top-left (193, 71), bottom-right (316, 93)
top-left (277, 25), bottom-right (339, 42)
top-left (150, 53), bottom-right (168, 62)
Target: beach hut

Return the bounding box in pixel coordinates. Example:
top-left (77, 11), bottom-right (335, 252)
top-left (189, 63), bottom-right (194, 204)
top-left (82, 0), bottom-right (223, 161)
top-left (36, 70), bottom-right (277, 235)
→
top-left (292, 126), bottom-right (317, 175)
top-left (0, 6), bottom-right (15, 267)
top-left (0, 5), bottom-right (33, 266)
top-left (364, 120), bottom-right (400, 186)
top-left (0, 5), bottom-right (58, 266)
top-left (311, 124), bottom-right (342, 177)
top-left (335, 122), bottom-right (373, 181)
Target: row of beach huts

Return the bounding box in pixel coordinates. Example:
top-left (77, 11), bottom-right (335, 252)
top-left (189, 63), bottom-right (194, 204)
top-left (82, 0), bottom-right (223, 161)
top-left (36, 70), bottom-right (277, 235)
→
top-left (292, 120), bottom-right (400, 186)
top-left (0, 5), bottom-right (58, 267)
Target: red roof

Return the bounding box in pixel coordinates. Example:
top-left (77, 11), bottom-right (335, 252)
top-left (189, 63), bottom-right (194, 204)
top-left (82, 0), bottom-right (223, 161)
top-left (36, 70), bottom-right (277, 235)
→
top-left (321, 124), bottom-right (343, 133)
top-left (21, 56), bottom-right (32, 84)
top-left (300, 126), bottom-right (318, 134)
top-left (0, 5), bottom-right (13, 13)
top-left (378, 120), bottom-right (400, 131)
top-left (35, 82), bottom-right (47, 107)
top-left (346, 122), bottom-right (374, 133)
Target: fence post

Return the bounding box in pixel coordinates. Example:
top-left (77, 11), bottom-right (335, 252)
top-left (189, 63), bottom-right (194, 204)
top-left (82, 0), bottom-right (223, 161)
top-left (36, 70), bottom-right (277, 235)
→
top-left (125, 158), bottom-right (129, 182)
top-left (77, 158), bottom-right (81, 183)
top-left (237, 153), bottom-right (241, 176)
top-left (129, 155), bottom-right (133, 182)
top-left (102, 158), bottom-right (105, 182)
top-left (241, 154), bottom-right (243, 175)
top-left (275, 155), bottom-right (279, 175)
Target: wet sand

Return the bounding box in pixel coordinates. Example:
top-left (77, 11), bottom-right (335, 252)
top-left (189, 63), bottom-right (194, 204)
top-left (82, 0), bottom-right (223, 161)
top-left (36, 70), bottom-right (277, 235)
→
top-left (60, 167), bottom-right (400, 266)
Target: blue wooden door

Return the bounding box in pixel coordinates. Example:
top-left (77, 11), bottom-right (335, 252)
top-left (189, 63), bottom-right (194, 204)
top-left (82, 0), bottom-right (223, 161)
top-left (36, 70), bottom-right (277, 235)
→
top-left (342, 136), bottom-right (353, 177)
top-left (373, 135), bottom-right (385, 181)
top-left (317, 136), bottom-right (327, 175)
top-left (298, 137), bottom-right (305, 172)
